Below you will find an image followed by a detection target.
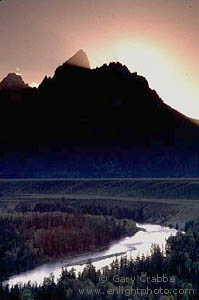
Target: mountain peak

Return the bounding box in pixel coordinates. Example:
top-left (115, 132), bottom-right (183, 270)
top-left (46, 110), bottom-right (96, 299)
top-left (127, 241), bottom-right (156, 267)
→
top-left (64, 49), bottom-right (90, 69)
top-left (0, 73), bottom-right (29, 90)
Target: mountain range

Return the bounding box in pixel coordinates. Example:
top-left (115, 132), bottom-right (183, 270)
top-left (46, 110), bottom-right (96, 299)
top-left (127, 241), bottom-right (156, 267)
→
top-left (0, 50), bottom-right (199, 177)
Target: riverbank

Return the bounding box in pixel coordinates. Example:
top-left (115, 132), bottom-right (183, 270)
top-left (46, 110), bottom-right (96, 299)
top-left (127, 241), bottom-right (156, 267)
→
top-left (0, 212), bottom-right (140, 283)
top-left (2, 223), bottom-right (143, 283)
top-left (5, 223), bottom-right (177, 287)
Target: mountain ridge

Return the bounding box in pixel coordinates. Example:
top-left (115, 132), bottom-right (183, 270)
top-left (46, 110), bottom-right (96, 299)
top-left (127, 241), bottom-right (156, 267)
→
top-left (0, 50), bottom-right (199, 177)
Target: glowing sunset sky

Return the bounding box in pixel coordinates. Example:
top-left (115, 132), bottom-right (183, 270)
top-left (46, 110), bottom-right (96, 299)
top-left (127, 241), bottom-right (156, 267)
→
top-left (0, 0), bottom-right (198, 118)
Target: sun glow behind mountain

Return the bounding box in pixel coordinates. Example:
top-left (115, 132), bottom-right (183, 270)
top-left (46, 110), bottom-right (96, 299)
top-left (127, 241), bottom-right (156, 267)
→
top-left (0, 0), bottom-right (198, 118)
top-left (30, 82), bottom-right (39, 88)
top-left (92, 39), bottom-right (198, 118)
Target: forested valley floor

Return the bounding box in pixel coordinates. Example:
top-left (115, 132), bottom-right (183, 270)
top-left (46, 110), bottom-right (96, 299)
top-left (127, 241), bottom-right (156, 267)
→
top-left (1, 179), bottom-right (199, 299)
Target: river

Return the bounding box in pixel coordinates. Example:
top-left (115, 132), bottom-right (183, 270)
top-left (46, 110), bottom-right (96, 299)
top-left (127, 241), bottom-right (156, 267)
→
top-left (6, 223), bottom-right (177, 286)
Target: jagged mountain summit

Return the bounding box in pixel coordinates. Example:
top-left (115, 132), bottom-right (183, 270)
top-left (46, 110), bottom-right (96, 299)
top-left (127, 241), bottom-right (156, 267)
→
top-left (64, 49), bottom-right (90, 69)
top-left (0, 50), bottom-right (199, 177)
top-left (0, 73), bottom-right (29, 90)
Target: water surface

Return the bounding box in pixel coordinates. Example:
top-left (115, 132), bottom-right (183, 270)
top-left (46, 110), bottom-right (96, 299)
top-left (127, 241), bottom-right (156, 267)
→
top-left (6, 223), bottom-right (177, 286)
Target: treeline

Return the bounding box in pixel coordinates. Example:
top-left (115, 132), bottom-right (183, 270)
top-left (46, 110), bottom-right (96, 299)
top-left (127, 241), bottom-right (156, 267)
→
top-left (14, 197), bottom-right (175, 225)
top-left (0, 211), bottom-right (138, 281)
top-left (165, 218), bottom-right (199, 285)
top-left (15, 198), bottom-right (146, 222)
top-left (1, 221), bottom-right (199, 299)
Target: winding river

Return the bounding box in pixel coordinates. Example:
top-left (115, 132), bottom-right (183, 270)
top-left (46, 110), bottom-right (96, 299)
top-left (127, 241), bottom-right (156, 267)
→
top-left (6, 223), bottom-right (177, 286)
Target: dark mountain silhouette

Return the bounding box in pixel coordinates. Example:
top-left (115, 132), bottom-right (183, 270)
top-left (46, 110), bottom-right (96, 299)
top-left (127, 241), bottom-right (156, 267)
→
top-left (0, 50), bottom-right (199, 177)
top-left (64, 49), bottom-right (90, 69)
top-left (0, 73), bottom-right (29, 90)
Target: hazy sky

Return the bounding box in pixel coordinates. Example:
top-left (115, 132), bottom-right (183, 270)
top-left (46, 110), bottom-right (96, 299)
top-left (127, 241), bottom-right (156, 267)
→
top-left (0, 0), bottom-right (198, 118)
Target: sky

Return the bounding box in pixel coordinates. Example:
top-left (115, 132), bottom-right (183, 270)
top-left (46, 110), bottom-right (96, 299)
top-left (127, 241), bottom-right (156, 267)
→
top-left (0, 0), bottom-right (198, 118)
